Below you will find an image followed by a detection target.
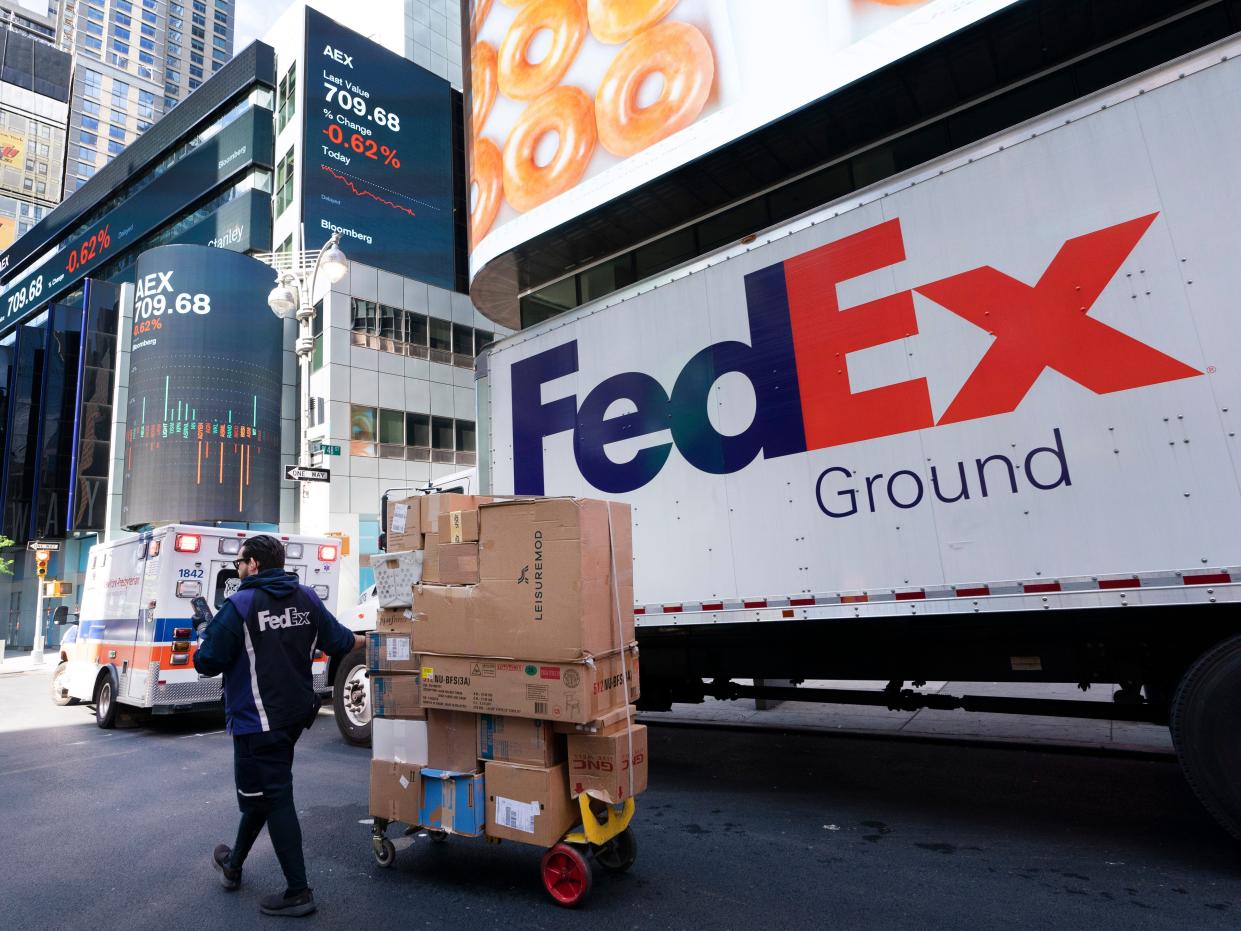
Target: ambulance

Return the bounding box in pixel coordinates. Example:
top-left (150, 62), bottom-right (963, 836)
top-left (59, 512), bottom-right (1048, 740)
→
top-left (60, 525), bottom-right (342, 728)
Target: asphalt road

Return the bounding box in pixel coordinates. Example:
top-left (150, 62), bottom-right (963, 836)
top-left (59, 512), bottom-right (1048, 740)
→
top-left (2, 666), bottom-right (1240, 930)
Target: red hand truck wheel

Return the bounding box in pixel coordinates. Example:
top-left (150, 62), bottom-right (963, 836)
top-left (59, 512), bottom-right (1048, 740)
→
top-left (540, 843), bottom-right (593, 907)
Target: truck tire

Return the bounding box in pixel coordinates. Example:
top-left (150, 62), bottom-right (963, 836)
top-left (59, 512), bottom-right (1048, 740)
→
top-left (1170, 635), bottom-right (1241, 841)
top-left (333, 648), bottom-right (372, 747)
top-left (95, 671), bottom-right (120, 729)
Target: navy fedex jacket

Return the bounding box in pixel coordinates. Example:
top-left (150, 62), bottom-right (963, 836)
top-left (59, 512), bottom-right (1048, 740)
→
top-left (193, 568), bottom-right (355, 735)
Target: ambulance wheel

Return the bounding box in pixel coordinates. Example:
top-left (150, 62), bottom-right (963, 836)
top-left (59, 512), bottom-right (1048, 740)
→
top-left (94, 673), bottom-right (119, 729)
top-left (593, 828), bottom-right (637, 873)
top-left (1171, 635), bottom-right (1241, 840)
top-left (373, 837), bottom-right (396, 868)
top-left (541, 843), bottom-right (592, 907)
top-left (333, 648), bottom-right (372, 747)
top-left (51, 662), bottom-right (78, 706)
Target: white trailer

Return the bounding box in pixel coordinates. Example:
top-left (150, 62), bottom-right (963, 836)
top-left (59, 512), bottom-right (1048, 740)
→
top-left (475, 39), bottom-right (1241, 838)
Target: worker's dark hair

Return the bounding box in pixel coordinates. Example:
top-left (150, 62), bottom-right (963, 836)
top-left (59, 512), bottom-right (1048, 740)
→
top-left (240, 535), bottom-right (285, 572)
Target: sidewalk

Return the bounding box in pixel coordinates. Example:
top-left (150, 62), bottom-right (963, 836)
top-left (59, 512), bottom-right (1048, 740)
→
top-left (640, 679), bottom-right (1175, 757)
top-left (0, 652), bottom-right (55, 676)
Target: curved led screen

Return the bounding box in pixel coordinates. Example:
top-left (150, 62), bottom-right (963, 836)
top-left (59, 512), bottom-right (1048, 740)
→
top-left (121, 245), bottom-right (282, 528)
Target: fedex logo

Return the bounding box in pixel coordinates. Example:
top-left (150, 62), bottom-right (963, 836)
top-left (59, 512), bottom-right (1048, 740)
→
top-left (512, 214), bottom-right (1202, 494)
top-left (257, 606), bottom-right (311, 632)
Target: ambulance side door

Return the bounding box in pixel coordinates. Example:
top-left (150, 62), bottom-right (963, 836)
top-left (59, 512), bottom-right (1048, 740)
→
top-left (125, 537), bottom-right (163, 700)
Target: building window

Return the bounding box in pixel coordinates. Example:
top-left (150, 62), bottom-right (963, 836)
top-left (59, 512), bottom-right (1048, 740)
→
top-left (81, 115), bottom-right (99, 131)
top-left (274, 147), bottom-right (294, 215)
top-left (108, 140), bottom-right (125, 156)
top-left (109, 125), bottom-right (126, 141)
top-left (311, 299), bottom-right (324, 371)
top-left (350, 405), bottom-right (377, 457)
top-left (350, 298), bottom-right (376, 335)
top-left (406, 414), bottom-right (429, 451)
top-left (78, 130), bottom-right (98, 146)
top-left (276, 63), bottom-right (295, 132)
top-left (431, 417), bottom-right (454, 457)
top-left (379, 409), bottom-right (404, 451)
top-left (455, 420), bottom-right (476, 454)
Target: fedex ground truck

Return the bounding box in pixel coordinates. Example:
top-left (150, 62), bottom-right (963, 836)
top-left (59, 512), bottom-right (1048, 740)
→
top-left (474, 38), bottom-right (1241, 838)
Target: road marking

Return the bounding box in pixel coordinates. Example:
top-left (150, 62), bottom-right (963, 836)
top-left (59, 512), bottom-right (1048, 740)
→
top-left (0, 744), bottom-right (146, 778)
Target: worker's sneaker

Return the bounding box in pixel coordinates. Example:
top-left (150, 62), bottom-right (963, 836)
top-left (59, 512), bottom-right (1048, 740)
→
top-left (212, 844), bottom-right (241, 890)
top-left (259, 888), bottom-right (316, 917)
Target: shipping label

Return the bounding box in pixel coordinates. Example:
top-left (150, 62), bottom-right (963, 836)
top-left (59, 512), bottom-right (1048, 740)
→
top-left (494, 796), bottom-right (539, 834)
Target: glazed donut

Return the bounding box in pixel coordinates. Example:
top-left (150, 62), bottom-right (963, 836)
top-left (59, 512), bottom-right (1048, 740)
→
top-left (497, 0), bottom-right (587, 101)
top-left (595, 20), bottom-right (713, 157)
top-left (470, 137), bottom-right (503, 249)
top-left (586, 0), bottom-right (677, 44)
top-left (502, 86), bottom-right (596, 212)
top-left (470, 0), bottom-right (493, 39)
top-left (472, 42), bottom-right (498, 136)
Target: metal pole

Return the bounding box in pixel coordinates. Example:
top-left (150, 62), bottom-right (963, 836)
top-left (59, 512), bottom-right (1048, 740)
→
top-left (31, 578), bottom-right (45, 665)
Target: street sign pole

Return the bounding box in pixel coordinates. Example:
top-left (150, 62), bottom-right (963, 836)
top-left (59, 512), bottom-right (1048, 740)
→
top-left (32, 578), bottom-right (45, 666)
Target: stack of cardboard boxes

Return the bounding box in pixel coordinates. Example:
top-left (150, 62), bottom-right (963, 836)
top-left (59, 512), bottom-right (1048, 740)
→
top-left (368, 493), bottom-right (648, 847)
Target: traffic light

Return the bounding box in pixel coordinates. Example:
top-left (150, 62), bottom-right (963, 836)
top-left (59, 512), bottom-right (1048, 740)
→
top-left (34, 549), bottom-right (50, 578)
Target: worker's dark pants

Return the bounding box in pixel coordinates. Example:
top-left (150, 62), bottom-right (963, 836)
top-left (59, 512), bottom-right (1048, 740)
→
top-left (228, 721), bottom-right (308, 893)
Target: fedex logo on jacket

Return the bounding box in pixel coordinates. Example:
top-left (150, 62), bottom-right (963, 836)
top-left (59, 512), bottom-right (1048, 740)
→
top-left (257, 606), bottom-right (312, 631)
top-left (512, 213), bottom-right (1201, 494)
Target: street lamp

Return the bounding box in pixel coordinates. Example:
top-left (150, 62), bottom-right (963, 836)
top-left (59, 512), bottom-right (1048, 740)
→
top-left (267, 231), bottom-right (349, 470)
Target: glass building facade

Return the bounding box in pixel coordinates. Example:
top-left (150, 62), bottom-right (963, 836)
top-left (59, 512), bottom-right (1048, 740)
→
top-left (0, 40), bottom-right (273, 652)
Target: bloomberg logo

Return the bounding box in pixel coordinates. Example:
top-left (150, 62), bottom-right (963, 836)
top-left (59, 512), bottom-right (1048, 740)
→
top-left (512, 214), bottom-right (1202, 494)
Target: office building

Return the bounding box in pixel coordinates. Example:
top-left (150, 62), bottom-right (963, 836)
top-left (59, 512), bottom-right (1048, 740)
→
top-left (49, 0), bottom-right (236, 193)
top-left (0, 21), bottom-right (70, 251)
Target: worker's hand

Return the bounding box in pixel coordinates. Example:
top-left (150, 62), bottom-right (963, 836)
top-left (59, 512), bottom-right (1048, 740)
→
top-left (354, 633), bottom-right (366, 652)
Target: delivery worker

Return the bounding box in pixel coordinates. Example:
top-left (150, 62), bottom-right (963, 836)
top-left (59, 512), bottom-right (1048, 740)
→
top-left (194, 534), bottom-right (363, 917)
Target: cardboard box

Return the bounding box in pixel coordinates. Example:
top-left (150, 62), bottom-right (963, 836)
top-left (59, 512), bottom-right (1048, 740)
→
top-left (369, 760), bottom-right (422, 824)
top-left (447, 509), bottom-right (479, 543)
top-left (372, 717), bottom-right (428, 764)
top-left (418, 645), bottom-right (640, 724)
top-left (385, 497), bottom-right (423, 552)
top-left (421, 532), bottom-right (440, 584)
top-left (371, 673), bottom-right (424, 720)
top-left (377, 608), bottom-right (415, 634)
top-left (479, 714), bottom-right (564, 767)
top-left (420, 494), bottom-right (493, 536)
top-left (552, 704), bottom-right (636, 735)
top-left (420, 768), bottom-right (486, 836)
top-left (426, 709), bottom-right (479, 772)
top-left (436, 543), bottom-right (479, 584)
top-left (484, 761), bottom-right (577, 846)
top-left (566, 724), bottom-right (648, 803)
top-left (367, 630), bottom-right (419, 674)
top-left (414, 498), bottom-right (634, 662)
top-left (371, 550), bottom-right (423, 607)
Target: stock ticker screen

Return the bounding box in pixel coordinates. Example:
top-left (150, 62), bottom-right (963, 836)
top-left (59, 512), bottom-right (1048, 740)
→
top-left (301, 7), bottom-right (455, 289)
top-left (121, 245), bottom-right (282, 528)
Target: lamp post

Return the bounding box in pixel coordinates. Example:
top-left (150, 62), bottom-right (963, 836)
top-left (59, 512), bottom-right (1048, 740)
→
top-left (267, 231), bottom-right (349, 476)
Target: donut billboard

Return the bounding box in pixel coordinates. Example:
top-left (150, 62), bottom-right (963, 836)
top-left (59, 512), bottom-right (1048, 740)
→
top-left (467, 0), bottom-right (1021, 284)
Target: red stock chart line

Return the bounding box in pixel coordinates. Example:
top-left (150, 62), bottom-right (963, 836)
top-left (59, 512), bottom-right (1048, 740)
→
top-left (320, 164), bottom-right (416, 217)
top-left (125, 375), bottom-right (268, 512)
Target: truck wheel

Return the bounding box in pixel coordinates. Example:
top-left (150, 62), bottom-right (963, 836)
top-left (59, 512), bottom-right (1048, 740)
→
top-left (51, 662), bottom-right (78, 706)
top-left (1170, 635), bottom-right (1241, 840)
top-left (333, 648), bottom-right (372, 747)
top-left (95, 673), bottom-right (119, 729)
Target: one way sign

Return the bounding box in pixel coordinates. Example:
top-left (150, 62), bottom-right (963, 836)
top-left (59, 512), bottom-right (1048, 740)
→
top-left (285, 465), bottom-right (331, 483)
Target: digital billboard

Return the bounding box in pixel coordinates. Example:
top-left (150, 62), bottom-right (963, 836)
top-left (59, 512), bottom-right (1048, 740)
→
top-left (467, 0), bottom-right (1021, 271)
top-left (301, 7), bottom-right (455, 289)
top-left (121, 245), bottom-right (282, 528)
top-left (0, 108), bottom-right (272, 333)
